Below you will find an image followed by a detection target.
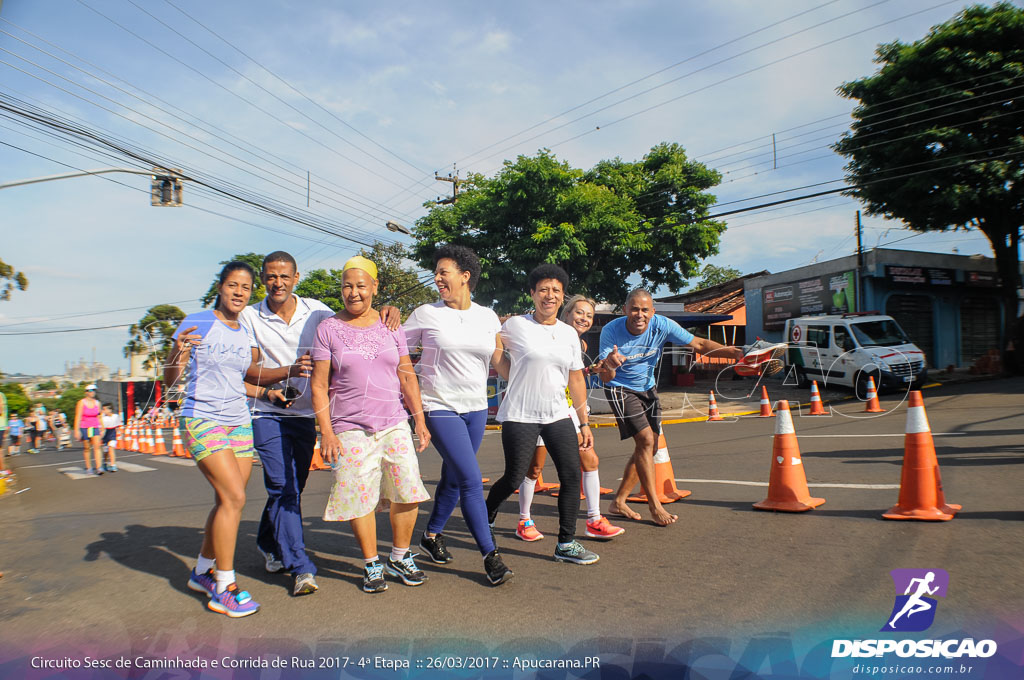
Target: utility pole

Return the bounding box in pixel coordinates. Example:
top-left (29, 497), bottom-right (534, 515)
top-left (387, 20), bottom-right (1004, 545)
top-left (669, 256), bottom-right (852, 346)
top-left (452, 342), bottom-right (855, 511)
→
top-left (435, 165), bottom-right (462, 205)
top-left (855, 210), bottom-right (863, 312)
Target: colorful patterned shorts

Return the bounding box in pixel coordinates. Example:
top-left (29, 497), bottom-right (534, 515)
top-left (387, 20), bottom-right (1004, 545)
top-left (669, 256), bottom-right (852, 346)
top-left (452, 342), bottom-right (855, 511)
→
top-left (323, 421), bottom-right (430, 522)
top-left (182, 417), bottom-right (255, 462)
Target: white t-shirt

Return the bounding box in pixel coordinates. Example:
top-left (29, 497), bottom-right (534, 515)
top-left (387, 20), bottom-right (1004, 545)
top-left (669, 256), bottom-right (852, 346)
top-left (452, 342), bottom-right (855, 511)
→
top-left (240, 295), bottom-right (335, 417)
top-left (101, 413), bottom-right (122, 429)
top-left (496, 314), bottom-right (584, 424)
top-left (404, 301), bottom-right (501, 414)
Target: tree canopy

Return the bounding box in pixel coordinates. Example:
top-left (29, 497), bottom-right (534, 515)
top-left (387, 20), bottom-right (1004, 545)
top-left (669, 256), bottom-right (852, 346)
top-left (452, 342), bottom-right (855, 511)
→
top-left (0, 257), bottom-right (28, 301)
top-left (0, 382), bottom-right (30, 415)
top-left (833, 2), bottom-right (1023, 349)
top-left (200, 253), bottom-right (266, 307)
top-left (692, 264), bottom-right (742, 290)
top-left (123, 304), bottom-right (186, 371)
top-left (413, 143), bottom-right (726, 312)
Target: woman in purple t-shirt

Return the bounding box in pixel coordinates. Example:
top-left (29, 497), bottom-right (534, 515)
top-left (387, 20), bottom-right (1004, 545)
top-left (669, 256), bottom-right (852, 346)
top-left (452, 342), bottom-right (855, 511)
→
top-left (311, 256), bottom-right (431, 594)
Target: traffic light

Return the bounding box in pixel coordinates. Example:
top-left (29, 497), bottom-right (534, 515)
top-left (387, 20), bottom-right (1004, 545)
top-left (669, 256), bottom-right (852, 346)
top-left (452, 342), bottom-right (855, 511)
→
top-left (151, 168), bottom-right (183, 206)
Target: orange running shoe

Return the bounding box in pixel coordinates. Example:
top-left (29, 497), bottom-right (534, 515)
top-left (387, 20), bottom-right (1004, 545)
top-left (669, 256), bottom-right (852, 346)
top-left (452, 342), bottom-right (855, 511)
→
top-left (516, 518), bottom-right (544, 541)
top-left (585, 515), bottom-right (625, 539)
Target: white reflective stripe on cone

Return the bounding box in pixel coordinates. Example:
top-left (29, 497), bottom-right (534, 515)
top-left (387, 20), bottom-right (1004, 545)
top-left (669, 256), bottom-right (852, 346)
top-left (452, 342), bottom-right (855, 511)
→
top-left (776, 409), bottom-right (795, 435)
top-left (906, 406), bottom-right (930, 434)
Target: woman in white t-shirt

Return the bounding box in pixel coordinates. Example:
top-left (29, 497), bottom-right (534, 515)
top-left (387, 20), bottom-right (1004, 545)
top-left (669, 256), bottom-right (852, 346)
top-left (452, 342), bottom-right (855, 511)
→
top-left (404, 245), bottom-right (513, 586)
top-left (515, 295), bottom-right (625, 541)
top-left (485, 264), bottom-right (599, 566)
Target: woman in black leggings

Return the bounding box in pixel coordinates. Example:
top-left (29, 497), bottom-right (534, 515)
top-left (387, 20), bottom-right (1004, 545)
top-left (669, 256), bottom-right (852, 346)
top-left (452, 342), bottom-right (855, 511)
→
top-left (486, 264), bottom-right (598, 565)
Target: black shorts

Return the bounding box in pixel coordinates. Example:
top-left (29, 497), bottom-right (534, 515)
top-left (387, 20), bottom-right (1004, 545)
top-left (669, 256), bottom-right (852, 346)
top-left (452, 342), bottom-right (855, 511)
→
top-left (604, 385), bottom-right (662, 440)
top-left (102, 429), bottom-right (117, 444)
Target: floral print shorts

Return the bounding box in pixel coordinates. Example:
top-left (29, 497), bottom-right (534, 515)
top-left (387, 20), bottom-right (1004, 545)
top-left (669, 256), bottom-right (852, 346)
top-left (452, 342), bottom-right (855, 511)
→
top-left (322, 421), bottom-right (429, 522)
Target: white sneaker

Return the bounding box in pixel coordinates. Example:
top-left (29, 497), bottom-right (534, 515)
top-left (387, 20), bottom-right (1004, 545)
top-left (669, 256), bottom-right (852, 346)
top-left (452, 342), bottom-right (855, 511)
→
top-left (257, 546), bottom-right (284, 573)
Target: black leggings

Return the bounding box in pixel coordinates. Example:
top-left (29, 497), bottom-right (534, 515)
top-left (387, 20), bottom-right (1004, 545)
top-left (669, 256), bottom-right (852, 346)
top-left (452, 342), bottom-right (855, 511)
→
top-left (486, 418), bottom-right (581, 543)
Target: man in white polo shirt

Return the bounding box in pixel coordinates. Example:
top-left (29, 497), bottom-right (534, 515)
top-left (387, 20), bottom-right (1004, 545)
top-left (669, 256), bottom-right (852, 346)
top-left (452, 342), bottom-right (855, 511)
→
top-left (241, 251), bottom-right (402, 597)
top-left (241, 251), bottom-right (331, 597)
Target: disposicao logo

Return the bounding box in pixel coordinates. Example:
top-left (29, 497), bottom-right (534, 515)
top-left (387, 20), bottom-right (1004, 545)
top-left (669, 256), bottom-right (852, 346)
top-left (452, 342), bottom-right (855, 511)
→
top-left (831, 568), bottom-right (998, 659)
top-left (881, 568), bottom-right (948, 632)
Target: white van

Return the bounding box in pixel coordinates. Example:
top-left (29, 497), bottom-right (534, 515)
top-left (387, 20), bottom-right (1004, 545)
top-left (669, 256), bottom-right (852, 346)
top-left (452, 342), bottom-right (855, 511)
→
top-left (783, 313), bottom-right (928, 397)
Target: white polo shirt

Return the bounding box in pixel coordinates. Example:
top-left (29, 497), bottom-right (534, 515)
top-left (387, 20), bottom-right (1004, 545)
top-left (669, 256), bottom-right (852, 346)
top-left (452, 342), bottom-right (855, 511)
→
top-left (239, 295), bottom-right (334, 417)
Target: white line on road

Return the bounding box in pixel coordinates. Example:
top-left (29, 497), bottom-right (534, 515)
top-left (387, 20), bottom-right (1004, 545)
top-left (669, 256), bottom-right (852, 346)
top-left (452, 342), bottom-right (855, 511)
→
top-left (112, 462), bottom-right (157, 472)
top-left (673, 478), bottom-right (900, 490)
top-left (153, 457), bottom-right (196, 466)
top-left (16, 452), bottom-right (155, 469)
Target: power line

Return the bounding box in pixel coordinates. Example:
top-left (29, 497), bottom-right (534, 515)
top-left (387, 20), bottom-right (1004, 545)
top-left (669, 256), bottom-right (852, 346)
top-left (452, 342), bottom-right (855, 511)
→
top-left (0, 17), bottom-right (423, 226)
top-left (479, 0), bottom-right (961, 173)
top-left (74, 0), bottom-right (418, 193)
top-left (161, 0), bottom-right (430, 178)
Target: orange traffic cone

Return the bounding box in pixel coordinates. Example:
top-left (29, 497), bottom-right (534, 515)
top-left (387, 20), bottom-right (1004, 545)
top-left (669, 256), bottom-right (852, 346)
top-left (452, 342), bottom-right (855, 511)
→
top-left (309, 437), bottom-right (331, 471)
top-left (627, 432), bottom-right (692, 504)
top-left (807, 381), bottom-right (827, 415)
top-left (753, 400), bottom-right (825, 512)
top-left (141, 426), bottom-right (153, 454)
top-left (707, 391), bottom-right (723, 421)
top-left (883, 391), bottom-right (960, 521)
top-left (758, 385), bottom-right (774, 417)
top-left (128, 425), bottom-right (139, 452)
top-left (153, 428), bottom-right (168, 455)
top-left (863, 376), bottom-right (884, 413)
top-left (171, 427), bottom-right (187, 457)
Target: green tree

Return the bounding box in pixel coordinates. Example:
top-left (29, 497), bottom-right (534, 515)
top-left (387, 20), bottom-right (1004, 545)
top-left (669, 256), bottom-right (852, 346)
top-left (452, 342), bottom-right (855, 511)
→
top-left (0, 257), bottom-right (28, 301)
top-left (0, 382), bottom-right (31, 415)
top-left (55, 386), bottom-right (85, 416)
top-left (413, 144), bottom-right (725, 312)
top-left (295, 242), bottom-right (437, 319)
top-left (35, 380), bottom-right (59, 391)
top-left (200, 253), bottom-right (266, 307)
top-left (123, 305), bottom-right (186, 372)
top-left (693, 264), bottom-right (742, 290)
top-left (833, 2), bottom-right (1023, 356)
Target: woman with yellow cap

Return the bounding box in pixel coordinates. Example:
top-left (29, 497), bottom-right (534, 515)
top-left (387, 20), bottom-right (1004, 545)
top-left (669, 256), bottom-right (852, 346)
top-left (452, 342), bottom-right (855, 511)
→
top-left (311, 255), bottom-right (432, 593)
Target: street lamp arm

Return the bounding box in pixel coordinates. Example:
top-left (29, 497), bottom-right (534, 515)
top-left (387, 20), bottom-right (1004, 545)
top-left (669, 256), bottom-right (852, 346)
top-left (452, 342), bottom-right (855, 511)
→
top-left (0, 167), bottom-right (157, 191)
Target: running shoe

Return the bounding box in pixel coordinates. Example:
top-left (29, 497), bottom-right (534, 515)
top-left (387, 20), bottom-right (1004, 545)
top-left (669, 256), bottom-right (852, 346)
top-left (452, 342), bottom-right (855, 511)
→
top-left (187, 567), bottom-right (216, 598)
top-left (84, 468), bottom-right (96, 476)
top-left (585, 515), bottom-right (625, 539)
top-left (363, 560), bottom-right (388, 593)
top-left (516, 518), bottom-right (543, 542)
top-left (483, 550), bottom-right (513, 586)
top-left (384, 554), bottom-right (428, 586)
top-left (108, 464), bottom-right (118, 472)
top-left (293, 572), bottom-right (318, 596)
top-left (207, 583), bottom-right (260, 618)
top-left (418, 532), bottom-right (453, 564)
top-left (257, 546), bottom-right (284, 573)
top-left (554, 541), bottom-right (600, 565)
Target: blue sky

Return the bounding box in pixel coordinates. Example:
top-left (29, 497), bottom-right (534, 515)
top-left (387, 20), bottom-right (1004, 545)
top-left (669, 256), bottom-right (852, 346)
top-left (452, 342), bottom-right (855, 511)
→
top-left (0, 0), bottom-right (999, 375)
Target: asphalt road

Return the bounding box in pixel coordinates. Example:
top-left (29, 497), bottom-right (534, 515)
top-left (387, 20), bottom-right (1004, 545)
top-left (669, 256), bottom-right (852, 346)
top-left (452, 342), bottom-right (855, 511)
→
top-left (1, 377), bottom-right (1021, 677)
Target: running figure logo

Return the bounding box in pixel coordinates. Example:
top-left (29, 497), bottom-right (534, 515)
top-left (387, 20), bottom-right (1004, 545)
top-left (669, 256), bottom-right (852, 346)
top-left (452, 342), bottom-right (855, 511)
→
top-left (881, 568), bottom-right (950, 632)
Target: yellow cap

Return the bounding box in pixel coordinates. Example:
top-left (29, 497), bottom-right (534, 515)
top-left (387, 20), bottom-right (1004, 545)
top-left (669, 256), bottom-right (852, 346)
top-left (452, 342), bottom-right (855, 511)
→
top-left (342, 255), bottom-right (378, 280)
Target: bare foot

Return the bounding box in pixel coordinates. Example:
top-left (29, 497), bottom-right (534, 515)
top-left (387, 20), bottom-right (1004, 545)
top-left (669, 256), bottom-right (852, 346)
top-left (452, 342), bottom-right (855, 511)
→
top-left (650, 506), bottom-right (678, 526)
top-left (607, 500), bottom-right (642, 520)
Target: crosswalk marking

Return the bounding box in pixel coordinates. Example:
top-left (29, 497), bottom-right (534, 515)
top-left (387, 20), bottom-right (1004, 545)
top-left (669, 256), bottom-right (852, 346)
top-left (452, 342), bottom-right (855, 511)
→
top-left (111, 462), bottom-right (157, 472)
top-left (153, 457), bottom-right (197, 467)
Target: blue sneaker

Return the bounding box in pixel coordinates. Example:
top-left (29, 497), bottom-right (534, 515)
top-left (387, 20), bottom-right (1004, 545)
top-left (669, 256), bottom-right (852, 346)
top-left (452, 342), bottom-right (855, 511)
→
top-left (384, 553), bottom-right (427, 586)
top-left (187, 568), bottom-right (216, 598)
top-left (207, 583), bottom-right (260, 618)
top-left (363, 560), bottom-right (388, 593)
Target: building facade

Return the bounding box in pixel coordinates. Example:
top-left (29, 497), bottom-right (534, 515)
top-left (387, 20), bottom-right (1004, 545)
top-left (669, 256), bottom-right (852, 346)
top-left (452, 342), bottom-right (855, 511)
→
top-left (744, 249), bottom-right (1012, 369)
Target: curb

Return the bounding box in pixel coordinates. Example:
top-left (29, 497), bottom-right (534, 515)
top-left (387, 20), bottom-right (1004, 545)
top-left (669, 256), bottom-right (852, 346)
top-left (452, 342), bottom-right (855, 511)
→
top-left (482, 379), bottom-right (957, 431)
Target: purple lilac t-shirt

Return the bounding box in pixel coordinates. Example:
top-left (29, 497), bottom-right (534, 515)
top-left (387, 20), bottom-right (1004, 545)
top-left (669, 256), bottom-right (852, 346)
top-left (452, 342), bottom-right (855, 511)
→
top-left (312, 316), bottom-right (410, 434)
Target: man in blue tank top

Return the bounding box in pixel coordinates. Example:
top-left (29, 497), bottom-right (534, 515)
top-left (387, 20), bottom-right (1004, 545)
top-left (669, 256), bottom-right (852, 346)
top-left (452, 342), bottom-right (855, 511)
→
top-left (597, 288), bottom-right (743, 526)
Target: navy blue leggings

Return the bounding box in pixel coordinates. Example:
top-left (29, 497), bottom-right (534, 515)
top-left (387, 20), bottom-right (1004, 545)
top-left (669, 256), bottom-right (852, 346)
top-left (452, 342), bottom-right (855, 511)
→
top-left (423, 409), bottom-right (494, 555)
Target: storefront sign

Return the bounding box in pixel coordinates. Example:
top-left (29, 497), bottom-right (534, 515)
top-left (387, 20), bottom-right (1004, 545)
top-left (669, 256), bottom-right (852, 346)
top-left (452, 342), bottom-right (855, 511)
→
top-left (886, 266), bottom-right (955, 286)
top-left (763, 271), bottom-right (856, 330)
top-left (966, 270), bottom-right (999, 287)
